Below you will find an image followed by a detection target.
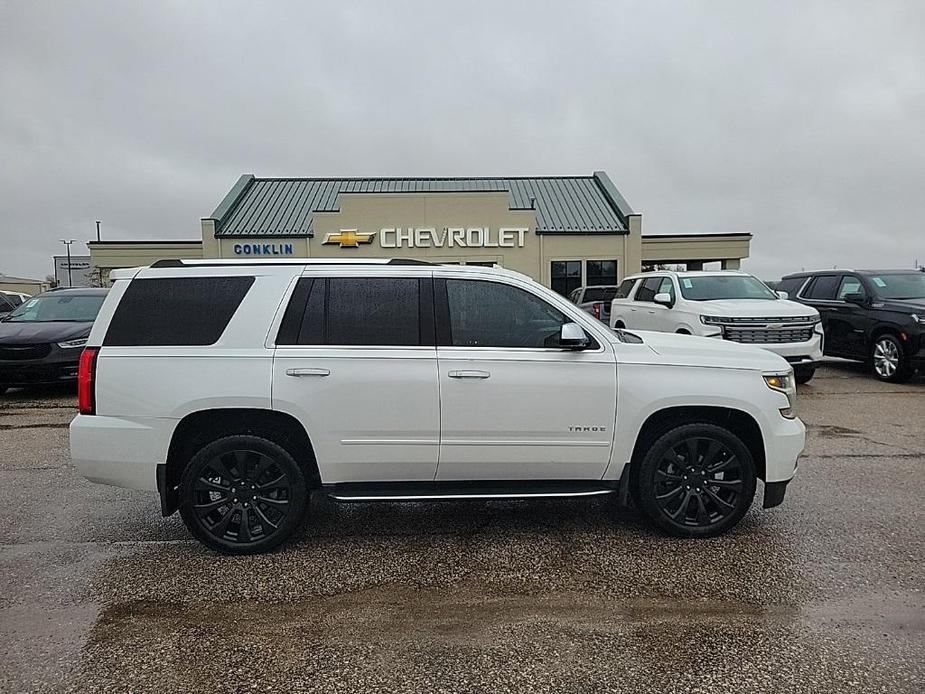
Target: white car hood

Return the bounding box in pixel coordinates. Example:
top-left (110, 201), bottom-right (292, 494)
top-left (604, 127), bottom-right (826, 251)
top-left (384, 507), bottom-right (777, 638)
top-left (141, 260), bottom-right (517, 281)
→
top-left (691, 299), bottom-right (817, 318)
top-left (623, 329), bottom-right (791, 372)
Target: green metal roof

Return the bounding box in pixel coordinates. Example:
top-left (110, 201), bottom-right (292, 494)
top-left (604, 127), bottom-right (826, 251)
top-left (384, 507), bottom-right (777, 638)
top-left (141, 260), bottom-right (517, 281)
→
top-left (210, 172), bottom-right (633, 237)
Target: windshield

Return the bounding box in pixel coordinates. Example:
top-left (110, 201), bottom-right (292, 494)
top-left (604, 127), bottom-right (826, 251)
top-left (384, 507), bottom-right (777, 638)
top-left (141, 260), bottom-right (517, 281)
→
top-left (868, 273), bottom-right (925, 300)
top-left (4, 294), bottom-right (105, 322)
top-left (678, 275), bottom-right (778, 301)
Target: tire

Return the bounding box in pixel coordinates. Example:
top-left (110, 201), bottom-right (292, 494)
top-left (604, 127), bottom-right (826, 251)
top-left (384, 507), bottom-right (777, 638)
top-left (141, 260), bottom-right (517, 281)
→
top-left (633, 423), bottom-right (757, 538)
top-left (871, 334), bottom-right (912, 383)
top-left (676, 329), bottom-right (691, 335)
top-left (178, 434), bottom-right (309, 555)
top-left (794, 365), bottom-right (816, 384)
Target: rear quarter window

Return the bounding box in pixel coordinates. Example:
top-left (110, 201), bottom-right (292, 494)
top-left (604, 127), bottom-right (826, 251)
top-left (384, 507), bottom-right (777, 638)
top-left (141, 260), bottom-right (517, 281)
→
top-left (103, 276), bottom-right (254, 346)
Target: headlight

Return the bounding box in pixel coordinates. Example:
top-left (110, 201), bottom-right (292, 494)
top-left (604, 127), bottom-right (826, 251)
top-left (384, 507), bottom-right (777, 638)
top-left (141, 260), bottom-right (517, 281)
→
top-left (913, 314), bottom-right (922, 324)
top-left (700, 315), bottom-right (724, 325)
top-left (57, 338), bottom-right (88, 349)
top-left (763, 370), bottom-right (797, 419)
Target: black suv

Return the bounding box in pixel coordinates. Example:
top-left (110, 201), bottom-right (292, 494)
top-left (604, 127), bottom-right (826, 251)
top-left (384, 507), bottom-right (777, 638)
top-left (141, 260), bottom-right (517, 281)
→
top-left (779, 269), bottom-right (924, 382)
top-left (0, 288), bottom-right (108, 393)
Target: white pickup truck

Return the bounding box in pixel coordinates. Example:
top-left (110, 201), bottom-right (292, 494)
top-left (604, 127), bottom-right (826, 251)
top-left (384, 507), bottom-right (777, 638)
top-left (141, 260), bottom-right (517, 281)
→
top-left (610, 270), bottom-right (824, 383)
top-left (70, 259), bottom-right (804, 554)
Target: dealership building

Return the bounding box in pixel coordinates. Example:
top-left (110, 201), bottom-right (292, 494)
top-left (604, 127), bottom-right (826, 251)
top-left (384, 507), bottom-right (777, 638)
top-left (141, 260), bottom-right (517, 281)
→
top-left (89, 171), bottom-right (751, 295)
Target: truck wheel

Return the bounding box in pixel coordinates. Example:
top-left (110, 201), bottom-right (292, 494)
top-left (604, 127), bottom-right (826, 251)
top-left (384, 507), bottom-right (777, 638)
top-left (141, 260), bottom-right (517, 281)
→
top-left (794, 365), bottom-right (816, 384)
top-left (871, 334), bottom-right (912, 383)
top-left (634, 423), bottom-right (757, 538)
top-left (178, 435), bottom-right (308, 555)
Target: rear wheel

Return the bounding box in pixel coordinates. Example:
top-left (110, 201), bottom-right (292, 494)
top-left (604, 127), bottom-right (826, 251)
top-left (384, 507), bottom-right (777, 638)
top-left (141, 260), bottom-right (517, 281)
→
top-left (794, 365), bottom-right (816, 384)
top-left (871, 334), bottom-right (911, 383)
top-left (178, 435), bottom-right (308, 554)
top-left (634, 423), bottom-right (757, 537)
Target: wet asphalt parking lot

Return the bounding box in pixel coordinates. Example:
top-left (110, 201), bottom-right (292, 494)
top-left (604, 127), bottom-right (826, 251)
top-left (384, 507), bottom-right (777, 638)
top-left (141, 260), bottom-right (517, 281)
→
top-left (0, 361), bottom-right (923, 693)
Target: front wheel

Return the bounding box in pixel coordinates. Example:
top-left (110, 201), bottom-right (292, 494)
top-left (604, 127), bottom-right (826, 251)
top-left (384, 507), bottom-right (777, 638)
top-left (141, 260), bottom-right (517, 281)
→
top-left (794, 365), bottom-right (816, 384)
top-left (634, 423), bottom-right (757, 537)
top-left (178, 435), bottom-right (309, 554)
top-left (871, 334), bottom-right (912, 383)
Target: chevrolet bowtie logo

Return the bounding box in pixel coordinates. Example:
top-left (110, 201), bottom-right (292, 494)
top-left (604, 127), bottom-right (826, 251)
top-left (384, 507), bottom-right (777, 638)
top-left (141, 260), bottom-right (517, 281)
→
top-left (323, 230), bottom-right (376, 247)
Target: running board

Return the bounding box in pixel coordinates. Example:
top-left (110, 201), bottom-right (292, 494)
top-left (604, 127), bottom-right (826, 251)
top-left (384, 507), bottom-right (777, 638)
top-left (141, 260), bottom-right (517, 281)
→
top-left (323, 480), bottom-right (619, 503)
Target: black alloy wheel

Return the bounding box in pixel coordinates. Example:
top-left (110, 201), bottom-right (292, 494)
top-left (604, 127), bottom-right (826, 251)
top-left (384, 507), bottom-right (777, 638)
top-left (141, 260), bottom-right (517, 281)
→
top-left (871, 334), bottom-right (911, 383)
top-left (635, 423), bottom-right (756, 537)
top-left (178, 435), bottom-right (308, 554)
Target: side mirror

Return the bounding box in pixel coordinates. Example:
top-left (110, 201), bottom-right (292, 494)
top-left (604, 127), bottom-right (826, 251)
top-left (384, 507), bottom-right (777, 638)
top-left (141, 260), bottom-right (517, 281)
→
top-left (653, 292), bottom-right (673, 307)
top-left (560, 322), bottom-right (590, 349)
top-left (843, 292), bottom-right (866, 306)
top-left (776, 290), bottom-right (789, 300)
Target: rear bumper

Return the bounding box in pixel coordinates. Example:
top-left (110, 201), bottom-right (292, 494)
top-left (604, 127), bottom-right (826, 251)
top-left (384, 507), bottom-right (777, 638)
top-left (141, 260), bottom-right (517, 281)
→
top-left (69, 414), bottom-right (169, 492)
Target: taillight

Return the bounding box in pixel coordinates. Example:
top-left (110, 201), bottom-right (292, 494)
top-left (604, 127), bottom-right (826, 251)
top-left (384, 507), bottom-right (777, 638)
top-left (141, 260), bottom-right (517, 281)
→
top-left (592, 302), bottom-right (602, 319)
top-left (78, 347), bottom-right (99, 415)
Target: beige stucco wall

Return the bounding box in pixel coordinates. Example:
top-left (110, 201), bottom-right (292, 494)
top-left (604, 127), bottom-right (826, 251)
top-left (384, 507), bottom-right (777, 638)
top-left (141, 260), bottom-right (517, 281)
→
top-left (210, 191), bottom-right (637, 287)
top-left (87, 194), bottom-right (753, 289)
top-left (641, 234), bottom-right (751, 264)
top-left (89, 242), bottom-right (203, 282)
top-left (0, 278), bottom-right (48, 295)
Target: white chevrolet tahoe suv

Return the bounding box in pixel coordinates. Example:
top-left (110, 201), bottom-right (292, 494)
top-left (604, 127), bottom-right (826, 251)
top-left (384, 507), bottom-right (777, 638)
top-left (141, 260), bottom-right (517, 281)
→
top-left (609, 271), bottom-right (824, 384)
top-left (70, 259), bottom-right (804, 554)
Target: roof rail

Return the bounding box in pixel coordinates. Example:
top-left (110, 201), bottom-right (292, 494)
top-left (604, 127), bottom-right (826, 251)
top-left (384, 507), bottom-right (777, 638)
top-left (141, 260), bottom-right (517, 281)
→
top-left (149, 258), bottom-right (436, 269)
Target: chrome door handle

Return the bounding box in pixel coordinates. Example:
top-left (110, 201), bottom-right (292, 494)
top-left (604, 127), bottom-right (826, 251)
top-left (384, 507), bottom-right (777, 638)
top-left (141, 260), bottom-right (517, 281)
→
top-left (448, 370), bottom-right (491, 379)
top-left (286, 368), bottom-right (330, 377)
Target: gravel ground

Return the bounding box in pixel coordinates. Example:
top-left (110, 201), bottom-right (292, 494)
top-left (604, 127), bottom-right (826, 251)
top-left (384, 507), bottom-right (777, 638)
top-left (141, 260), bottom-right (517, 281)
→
top-left (0, 360), bottom-right (922, 693)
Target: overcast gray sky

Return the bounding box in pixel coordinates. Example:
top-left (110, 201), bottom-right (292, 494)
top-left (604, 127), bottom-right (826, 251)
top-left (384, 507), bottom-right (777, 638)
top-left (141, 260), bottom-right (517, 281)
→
top-left (1, 0), bottom-right (923, 280)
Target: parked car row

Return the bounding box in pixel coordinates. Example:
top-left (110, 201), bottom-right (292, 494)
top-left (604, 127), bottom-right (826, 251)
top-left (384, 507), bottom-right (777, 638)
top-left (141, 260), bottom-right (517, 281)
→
top-left (569, 267), bottom-right (924, 384)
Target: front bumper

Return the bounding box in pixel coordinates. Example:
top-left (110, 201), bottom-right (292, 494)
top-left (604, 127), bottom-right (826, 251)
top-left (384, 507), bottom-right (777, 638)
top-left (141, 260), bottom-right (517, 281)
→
top-left (0, 359), bottom-right (80, 386)
top-left (707, 330), bottom-right (824, 365)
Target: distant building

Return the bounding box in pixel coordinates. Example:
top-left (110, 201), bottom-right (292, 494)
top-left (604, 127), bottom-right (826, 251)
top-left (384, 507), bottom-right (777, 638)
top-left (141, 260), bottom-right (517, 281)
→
top-left (0, 274), bottom-right (49, 296)
top-left (88, 171), bottom-right (752, 293)
top-left (53, 255), bottom-right (95, 287)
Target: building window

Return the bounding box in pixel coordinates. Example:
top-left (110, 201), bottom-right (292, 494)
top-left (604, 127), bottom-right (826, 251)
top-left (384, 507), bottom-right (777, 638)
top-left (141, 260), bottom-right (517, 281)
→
top-left (550, 260), bottom-right (582, 297)
top-left (586, 260), bottom-right (618, 287)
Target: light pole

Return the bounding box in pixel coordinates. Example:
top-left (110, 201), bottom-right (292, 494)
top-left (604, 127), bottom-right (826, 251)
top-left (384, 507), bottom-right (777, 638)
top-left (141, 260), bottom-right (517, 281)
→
top-left (60, 239), bottom-right (75, 287)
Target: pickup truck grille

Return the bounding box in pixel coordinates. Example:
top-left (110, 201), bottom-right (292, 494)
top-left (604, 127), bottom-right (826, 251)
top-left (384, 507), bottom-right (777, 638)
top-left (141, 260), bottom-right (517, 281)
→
top-left (0, 344), bottom-right (53, 360)
top-left (723, 326), bottom-right (814, 344)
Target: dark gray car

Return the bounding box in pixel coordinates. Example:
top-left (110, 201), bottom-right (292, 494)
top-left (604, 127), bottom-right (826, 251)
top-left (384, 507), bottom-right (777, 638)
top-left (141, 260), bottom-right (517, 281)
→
top-left (0, 288), bottom-right (108, 393)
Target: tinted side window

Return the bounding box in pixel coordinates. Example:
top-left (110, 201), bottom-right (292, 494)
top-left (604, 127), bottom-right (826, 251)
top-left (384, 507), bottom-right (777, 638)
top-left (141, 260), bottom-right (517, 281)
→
top-left (104, 277), bottom-right (254, 346)
top-left (614, 279), bottom-right (636, 299)
top-left (654, 277), bottom-right (675, 301)
top-left (777, 277), bottom-right (807, 297)
top-left (278, 277), bottom-right (423, 346)
top-left (804, 275), bottom-right (840, 301)
top-left (634, 277), bottom-right (663, 302)
top-left (836, 275), bottom-right (865, 300)
top-left (445, 280), bottom-right (570, 348)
